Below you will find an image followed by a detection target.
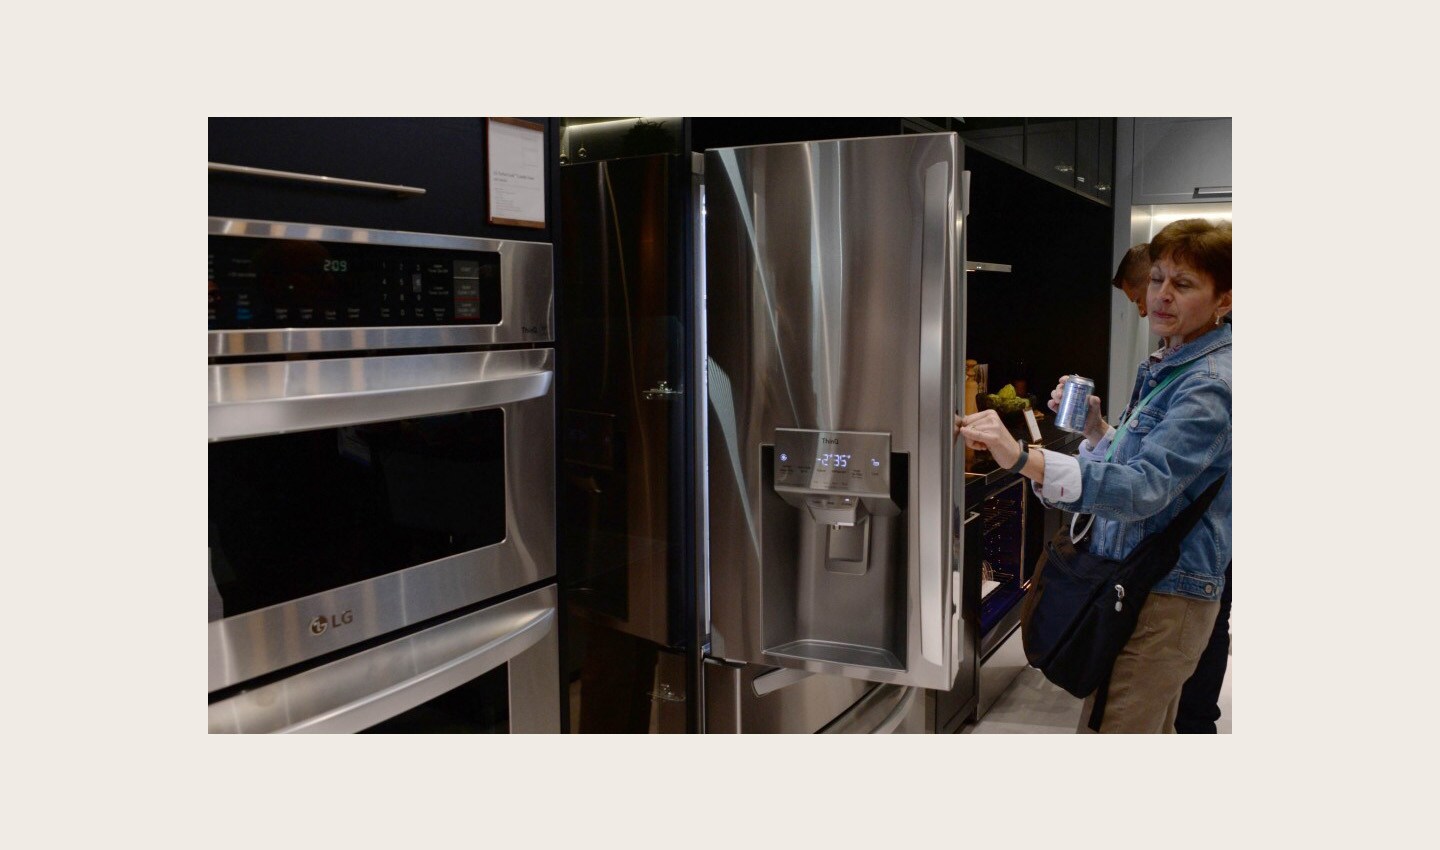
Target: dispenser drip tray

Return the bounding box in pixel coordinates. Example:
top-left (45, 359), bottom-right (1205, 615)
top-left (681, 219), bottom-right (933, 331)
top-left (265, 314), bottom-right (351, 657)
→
top-left (764, 640), bottom-right (905, 671)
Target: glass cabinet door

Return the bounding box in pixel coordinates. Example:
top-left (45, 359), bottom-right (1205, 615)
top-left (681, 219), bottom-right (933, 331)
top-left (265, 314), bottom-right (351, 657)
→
top-left (957, 117), bottom-right (1026, 167)
top-left (1075, 118), bottom-right (1116, 204)
top-left (1025, 118), bottom-right (1078, 191)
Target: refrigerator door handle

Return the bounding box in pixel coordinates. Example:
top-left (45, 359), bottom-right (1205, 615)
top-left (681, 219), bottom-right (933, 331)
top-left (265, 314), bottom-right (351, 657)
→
top-left (820, 684), bottom-right (918, 734)
top-left (871, 687), bottom-right (919, 734)
top-left (917, 158), bottom-right (953, 666)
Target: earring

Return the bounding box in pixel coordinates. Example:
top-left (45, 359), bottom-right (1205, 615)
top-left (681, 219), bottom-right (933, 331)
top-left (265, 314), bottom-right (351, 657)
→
top-left (1214, 314), bottom-right (1221, 325)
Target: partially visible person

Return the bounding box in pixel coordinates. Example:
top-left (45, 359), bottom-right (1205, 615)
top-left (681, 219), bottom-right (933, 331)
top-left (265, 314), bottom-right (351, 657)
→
top-left (1176, 560), bottom-right (1231, 732)
top-left (958, 218), bottom-right (1232, 733)
top-left (1113, 242), bottom-right (1151, 317)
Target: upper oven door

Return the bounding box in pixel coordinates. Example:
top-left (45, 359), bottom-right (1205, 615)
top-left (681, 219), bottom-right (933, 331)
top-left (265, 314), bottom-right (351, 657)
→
top-left (208, 348), bottom-right (555, 692)
top-left (208, 217), bottom-right (554, 357)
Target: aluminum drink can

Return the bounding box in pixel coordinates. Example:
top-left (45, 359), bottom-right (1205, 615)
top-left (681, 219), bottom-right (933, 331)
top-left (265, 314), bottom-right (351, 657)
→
top-left (1054, 375), bottom-right (1095, 433)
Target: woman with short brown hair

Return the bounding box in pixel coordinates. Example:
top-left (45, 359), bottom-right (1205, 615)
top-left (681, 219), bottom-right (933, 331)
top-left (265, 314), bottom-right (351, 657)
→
top-left (960, 217), bottom-right (1233, 732)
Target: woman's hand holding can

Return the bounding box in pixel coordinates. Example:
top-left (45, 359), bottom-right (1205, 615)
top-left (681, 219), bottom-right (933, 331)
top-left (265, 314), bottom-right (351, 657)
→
top-left (1050, 375), bottom-right (1106, 446)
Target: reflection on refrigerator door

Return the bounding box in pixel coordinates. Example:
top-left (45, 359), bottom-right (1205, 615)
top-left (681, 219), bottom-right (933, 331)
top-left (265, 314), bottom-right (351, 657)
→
top-left (702, 131), bottom-right (966, 731)
top-left (558, 153), bottom-right (697, 732)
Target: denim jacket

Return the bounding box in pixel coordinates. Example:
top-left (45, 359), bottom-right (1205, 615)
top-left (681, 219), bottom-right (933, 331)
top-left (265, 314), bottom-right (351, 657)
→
top-left (1049, 323), bottom-right (1232, 601)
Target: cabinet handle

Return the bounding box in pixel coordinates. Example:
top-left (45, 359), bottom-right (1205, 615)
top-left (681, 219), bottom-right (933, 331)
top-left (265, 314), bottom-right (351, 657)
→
top-left (1193, 185), bottom-right (1232, 198)
top-left (209, 161), bottom-right (427, 197)
top-left (1053, 163), bottom-right (1074, 174)
top-left (643, 380), bottom-right (683, 400)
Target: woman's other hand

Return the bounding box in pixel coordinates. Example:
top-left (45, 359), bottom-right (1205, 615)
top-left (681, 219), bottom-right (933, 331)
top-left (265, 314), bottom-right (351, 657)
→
top-left (1047, 376), bottom-right (1106, 445)
top-left (959, 410), bottom-right (1021, 469)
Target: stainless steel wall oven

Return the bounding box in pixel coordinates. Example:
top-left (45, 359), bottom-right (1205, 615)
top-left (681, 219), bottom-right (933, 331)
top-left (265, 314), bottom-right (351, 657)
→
top-left (207, 217), bottom-right (558, 732)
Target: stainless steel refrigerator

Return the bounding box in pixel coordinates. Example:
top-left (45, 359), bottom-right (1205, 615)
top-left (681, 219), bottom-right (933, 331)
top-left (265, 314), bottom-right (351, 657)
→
top-left (702, 132), bottom-right (970, 732)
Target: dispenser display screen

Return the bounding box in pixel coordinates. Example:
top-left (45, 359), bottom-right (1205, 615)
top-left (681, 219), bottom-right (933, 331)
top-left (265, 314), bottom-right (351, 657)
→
top-left (774, 429), bottom-right (890, 497)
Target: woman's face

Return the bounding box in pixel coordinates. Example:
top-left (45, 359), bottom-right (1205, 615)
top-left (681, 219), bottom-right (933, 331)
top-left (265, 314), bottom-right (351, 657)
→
top-left (1147, 254), bottom-right (1231, 344)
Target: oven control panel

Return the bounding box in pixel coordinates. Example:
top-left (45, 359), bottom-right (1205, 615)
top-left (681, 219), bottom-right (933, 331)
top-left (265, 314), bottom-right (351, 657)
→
top-left (208, 235), bottom-right (502, 329)
top-left (773, 428), bottom-right (891, 497)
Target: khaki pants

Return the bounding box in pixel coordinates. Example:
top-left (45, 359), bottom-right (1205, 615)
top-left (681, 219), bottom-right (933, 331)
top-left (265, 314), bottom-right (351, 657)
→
top-left (1078, 592), bottom-right (1221, 733)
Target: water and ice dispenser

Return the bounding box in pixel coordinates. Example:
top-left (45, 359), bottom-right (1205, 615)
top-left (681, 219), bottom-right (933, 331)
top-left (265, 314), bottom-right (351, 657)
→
top-left (762, 429), bottom-right (908, 670)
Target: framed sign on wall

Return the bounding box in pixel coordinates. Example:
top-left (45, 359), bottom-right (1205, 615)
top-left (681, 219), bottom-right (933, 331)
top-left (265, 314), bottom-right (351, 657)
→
top-left (487, 117), bottom-right (546, 229)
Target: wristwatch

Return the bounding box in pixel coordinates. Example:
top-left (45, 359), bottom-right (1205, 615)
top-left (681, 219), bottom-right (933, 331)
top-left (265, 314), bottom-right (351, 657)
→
top-left (1006, 442), bottom-right (1030, 474)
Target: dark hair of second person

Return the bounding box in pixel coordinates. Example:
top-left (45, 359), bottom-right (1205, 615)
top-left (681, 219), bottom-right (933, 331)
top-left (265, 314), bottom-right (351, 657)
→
top-left (1113, 243), bottom-right (1151, 317)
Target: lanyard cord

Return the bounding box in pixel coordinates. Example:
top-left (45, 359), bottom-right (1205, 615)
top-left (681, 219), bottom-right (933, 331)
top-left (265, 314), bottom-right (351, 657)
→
top-left (1103, 366), bottom-right (1191, 463)
top-left (1071, 365), bottom-right (1192, 545)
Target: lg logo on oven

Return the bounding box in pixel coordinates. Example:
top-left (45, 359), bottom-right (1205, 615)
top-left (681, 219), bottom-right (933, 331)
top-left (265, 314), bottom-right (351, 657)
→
top-left (310, 611), bottom-right (354, 636)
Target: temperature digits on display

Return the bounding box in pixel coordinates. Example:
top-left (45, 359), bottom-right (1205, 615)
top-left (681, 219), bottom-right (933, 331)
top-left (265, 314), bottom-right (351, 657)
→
top-left (816, 452), bottom-right (851, 470)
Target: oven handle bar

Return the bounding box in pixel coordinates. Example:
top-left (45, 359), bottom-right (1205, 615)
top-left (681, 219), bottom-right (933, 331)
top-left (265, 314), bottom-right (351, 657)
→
top-left (278, 607), bottom-right (554, 734)
top-left (208, 367), bottom-right (552, 441)
top-left (209, 161), bottom-right (426, 197)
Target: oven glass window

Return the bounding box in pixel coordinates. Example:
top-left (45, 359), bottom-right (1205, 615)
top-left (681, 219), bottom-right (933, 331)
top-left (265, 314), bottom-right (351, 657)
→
top-left (360, 663), bottom-right (510, 734)
top-left (208, 409), bottom-right (506, 620)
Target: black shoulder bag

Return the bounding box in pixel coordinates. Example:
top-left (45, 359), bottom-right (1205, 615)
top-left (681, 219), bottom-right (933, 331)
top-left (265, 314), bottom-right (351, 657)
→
top-left (1019, 473), bottom-right (1226, 731)
top-left (1019, 365), bottom-right (1228, 731)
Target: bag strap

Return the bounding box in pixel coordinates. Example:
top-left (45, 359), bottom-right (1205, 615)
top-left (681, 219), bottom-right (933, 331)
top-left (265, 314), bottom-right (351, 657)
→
top-left (1088, 672), bottom-right (1110, 732)
top-left (1105, 366), bottom-right (1192, 463)
top-left (1153, 472), bottom-right (1228, 550)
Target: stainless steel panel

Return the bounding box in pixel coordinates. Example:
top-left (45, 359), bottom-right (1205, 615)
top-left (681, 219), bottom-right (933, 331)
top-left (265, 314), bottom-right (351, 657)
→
top-left (208, 348), bottom-right (552, 442)
top-left (208, 217), bottom-right (554, 356)
top-left (208, 349), bottom-right (555, 691)
top-left (210, 585), bottom-right (559, 733)
top-left (704, 133), bottom-right (963, 690)
top-left (977, 622), bottom-right (1027, 719)
top-left (702, 659), bottom-right (743, 733)
top-left (508, 597), bottom-right (562, 734)
top-left (703, 661), bottom-right (874, 734)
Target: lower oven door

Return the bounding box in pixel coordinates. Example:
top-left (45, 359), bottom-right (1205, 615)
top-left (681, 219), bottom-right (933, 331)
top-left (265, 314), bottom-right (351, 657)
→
top-left (209, 584), bottom-right (559, 733)
top-left (208, 347), bottom-right (554, 692)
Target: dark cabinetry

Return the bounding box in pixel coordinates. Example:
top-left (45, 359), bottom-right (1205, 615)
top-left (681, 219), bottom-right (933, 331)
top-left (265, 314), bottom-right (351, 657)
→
top-left (1131, 117), bottom-right (1232, 204)
top-left (1025, 118), bottom-right (1079, 191)
top-left (1075, 118), bottom-right (1115, 202)
top-left (959, 118), bottom-right (1115, 206)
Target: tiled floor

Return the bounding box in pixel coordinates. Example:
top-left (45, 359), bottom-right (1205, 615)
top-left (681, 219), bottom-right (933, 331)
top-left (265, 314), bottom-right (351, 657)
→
top-left (965, 651), bottom-right (1232, 733)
